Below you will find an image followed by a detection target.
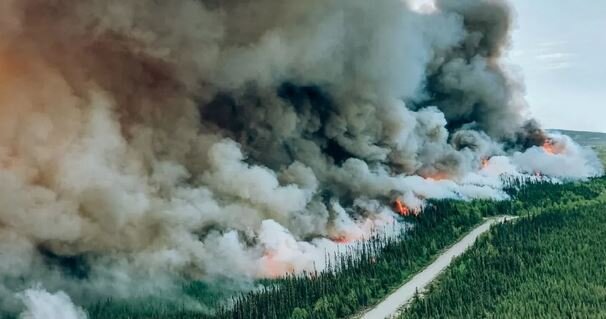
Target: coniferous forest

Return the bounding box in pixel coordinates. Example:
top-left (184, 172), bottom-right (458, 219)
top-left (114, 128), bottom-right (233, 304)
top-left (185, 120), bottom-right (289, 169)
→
top-left (401, 191), bottom-right (606, 318)
top-left (86, 177), bottom-right (606, 319)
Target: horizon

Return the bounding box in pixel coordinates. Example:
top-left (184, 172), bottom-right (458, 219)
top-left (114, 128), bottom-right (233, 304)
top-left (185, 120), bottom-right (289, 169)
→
top-left (509, 0), bottom-right (606, 134)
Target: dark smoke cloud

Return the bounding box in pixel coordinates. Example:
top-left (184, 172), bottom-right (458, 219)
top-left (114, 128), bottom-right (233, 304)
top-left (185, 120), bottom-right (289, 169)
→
top-left (0, 0), bottom-right (600, 313)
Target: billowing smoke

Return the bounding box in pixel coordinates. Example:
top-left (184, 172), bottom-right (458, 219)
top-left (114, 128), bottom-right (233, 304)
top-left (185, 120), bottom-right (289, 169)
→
top-left (512, 133), bottom-right (603, 178)
top-left (0, 0), bottom-right (601, 312)
top-left (18, 287), bottom-right (87, 319)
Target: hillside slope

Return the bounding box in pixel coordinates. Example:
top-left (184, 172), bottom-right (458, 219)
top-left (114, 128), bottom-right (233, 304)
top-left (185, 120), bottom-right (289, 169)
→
top-left (548, 129), bottom-right (606, 147)
top-left (549, 129), bottom-right (606, 165)
top-left (400, 184), bottom-right (606, 318)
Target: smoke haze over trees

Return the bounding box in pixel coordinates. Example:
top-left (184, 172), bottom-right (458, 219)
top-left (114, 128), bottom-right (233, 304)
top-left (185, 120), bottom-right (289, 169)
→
top-left (0, 0), bottom-right (601, 313)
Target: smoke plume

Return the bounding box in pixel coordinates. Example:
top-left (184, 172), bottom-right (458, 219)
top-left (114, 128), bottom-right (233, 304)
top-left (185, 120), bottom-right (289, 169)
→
top-left (18, 287), bottom-right (87, 319)
top-left (0, 0), bottom-right (601, 312)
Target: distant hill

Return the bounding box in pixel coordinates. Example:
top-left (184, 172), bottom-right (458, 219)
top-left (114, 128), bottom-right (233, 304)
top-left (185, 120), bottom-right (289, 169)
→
top-left (547, 129), bottom-right (606, 148)
top-left (548, 129), bottom-right (606, 166)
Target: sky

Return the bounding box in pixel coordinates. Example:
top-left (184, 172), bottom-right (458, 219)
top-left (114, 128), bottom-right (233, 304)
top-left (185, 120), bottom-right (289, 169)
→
top-left (507, 0), bottom-right (606, 133)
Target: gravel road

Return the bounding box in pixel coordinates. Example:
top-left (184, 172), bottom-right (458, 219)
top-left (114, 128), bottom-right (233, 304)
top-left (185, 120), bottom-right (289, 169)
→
top-left (361, 216), bottom-right (515, 319)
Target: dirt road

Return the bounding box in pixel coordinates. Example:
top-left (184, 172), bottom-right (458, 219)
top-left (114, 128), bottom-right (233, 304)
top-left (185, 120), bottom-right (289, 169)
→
top-left (361, 216), bottom-right (515, 319)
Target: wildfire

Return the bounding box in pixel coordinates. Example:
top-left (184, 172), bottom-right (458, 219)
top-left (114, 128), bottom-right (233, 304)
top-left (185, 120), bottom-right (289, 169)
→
top-left (481, 158), bottom-right (490, 169)
top-left (423, 172), bottom-right (450, 181)
top-left (543, 139), bottom-right (558, 155)
top-left (393, 199), bottom-right (419, 217)
top-left (261, 251), bottom-right (295, 278)
top-left (333, 236), bottom-right (354, 244)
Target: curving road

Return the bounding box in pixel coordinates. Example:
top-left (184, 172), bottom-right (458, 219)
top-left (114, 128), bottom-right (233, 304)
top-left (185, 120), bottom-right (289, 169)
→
top-left (361, 216), bottom-right (515, 319)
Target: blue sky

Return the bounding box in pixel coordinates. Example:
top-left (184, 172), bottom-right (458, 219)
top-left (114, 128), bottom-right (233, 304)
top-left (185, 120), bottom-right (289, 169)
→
top-left (508, 0), bottom-right (606, 132)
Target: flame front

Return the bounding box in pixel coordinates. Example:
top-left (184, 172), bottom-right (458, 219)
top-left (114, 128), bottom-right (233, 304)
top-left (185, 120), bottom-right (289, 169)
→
top-left (543, 139), bottom-right (558, 155)
top-left (393, 199), bottom-right (418, 217)
top-left (333, 236), bottom-right (353, 244)
top-left (481, 158), bottom-right (490, 169)
top-left (423, 172), bottom-right (451, 181)
top-left (261, 251), bottom-right (295, 278)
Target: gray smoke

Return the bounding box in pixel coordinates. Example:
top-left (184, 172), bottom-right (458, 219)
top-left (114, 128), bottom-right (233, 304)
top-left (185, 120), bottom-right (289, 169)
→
top-left (18, 287), bottom-right (87, 319)
top-left (0, 0), bottom-right (601, 313)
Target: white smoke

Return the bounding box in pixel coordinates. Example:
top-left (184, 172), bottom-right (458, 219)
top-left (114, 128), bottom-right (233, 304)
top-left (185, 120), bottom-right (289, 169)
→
top-left (18, 287), bottom-right (87, 319)
top-left (0, 0), bottom-right (601, 314)
top-left (513, 134), bottom-right (604, 178)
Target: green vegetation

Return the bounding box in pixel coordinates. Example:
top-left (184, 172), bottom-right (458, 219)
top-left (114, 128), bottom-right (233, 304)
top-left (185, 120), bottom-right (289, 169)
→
top-left (504, 176), bottom-right (606, 214)
top-left (594, 145), bottom-right (606, 167)
top-left (77, 177), bottom-right (606, 318)
top-left (90, 200), bottom-right (487, 319)
top-left (401, 178), bottom-right (606, 318)
top-left (548, 129), bottom-right (606, 166)
top-left (548, 129), bottom-right (606, 148)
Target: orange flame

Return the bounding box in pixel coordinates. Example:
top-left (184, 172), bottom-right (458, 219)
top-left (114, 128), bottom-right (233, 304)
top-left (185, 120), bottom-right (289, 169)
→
top-left (333, 236), bottom-right (353, 244)
top-left (481, 158), bottom-right (490, 169)
top-left (424, 172), bottom-right (450, 181)
top-left (261, 251), bottom-right (295, 278)
top-left (393, 199), bottom-right (419, 217)
top-left (543, 139), bottom-right (558, 155)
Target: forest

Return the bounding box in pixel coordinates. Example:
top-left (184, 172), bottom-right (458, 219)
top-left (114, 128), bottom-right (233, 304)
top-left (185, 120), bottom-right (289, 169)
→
top-left (401, 188), bottom-right (606, 318)
top-left (90, 197), bottom-right (485, 319)
top-left (87, 177), bottom-right (606, 319)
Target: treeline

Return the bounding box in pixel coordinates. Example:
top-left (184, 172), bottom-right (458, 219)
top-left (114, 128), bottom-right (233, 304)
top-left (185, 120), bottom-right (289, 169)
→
top-left (401, 195), bottom-right (606, 318)
top-left (88, 176), bottom-right (606, 319)
top-left (90, 200), bottom-right (485, 319)
top-left (506, 176), bottom-right (606, 210)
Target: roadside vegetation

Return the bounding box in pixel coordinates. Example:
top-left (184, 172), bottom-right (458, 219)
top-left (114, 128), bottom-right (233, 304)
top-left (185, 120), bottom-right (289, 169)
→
top-left (401, 178), bottom-right (606, 318)
top-left (85, 177), bottom-right (606, 319)
top-left (90, 200), bottom-right (485, 319)
top-left (550, 129), bottom-right (606, 166)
